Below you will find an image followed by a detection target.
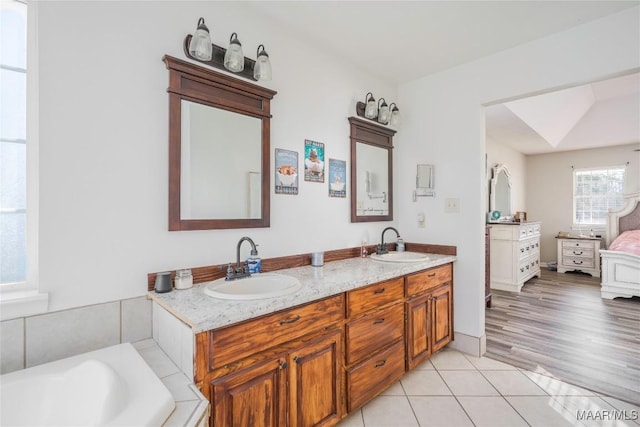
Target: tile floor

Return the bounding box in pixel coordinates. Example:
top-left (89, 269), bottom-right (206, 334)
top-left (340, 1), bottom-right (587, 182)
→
top-left (338, 348), bottom-right (640, 427)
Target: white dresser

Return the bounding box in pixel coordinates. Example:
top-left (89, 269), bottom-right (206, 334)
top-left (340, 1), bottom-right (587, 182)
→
top-left (490, 221), bottom-right (542, 292)
top-left (556, 236), bottom-right (601, 277)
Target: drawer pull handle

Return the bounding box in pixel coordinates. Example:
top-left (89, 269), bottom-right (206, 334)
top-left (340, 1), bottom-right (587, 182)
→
top-left (374, 288), bottom-right (386, 294)
top-left (427, 273), bottom-right (436, 278)
top-left (279, 315), bottom-right (301, 325)
top-left (374, 360), bottom-right (387, 368)
top-left (373, 318), bottom-right (385, 325)
top-left (573, 260), bottom-right (583, 265)
top-left (573, 251), bottom-right (583, 255)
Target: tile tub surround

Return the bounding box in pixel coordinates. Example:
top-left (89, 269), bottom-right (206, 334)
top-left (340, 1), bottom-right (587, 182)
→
top-left (148, 253), bottom-right (457, 333)
top-left (338, 348), bottom-right (640, 427)
top-left (1, 296), bottom-right (151, 374)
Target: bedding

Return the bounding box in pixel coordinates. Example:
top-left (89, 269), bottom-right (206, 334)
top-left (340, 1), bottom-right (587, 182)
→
top-left (608, 229), bottom-right (640, 256)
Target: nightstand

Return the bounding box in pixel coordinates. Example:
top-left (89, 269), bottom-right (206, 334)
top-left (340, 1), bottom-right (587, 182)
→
top-left (556, 236), bottom-right (601, 277)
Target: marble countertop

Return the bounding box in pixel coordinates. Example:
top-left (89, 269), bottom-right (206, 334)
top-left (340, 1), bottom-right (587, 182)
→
top-left (148, 253), bottom-right (456, 334)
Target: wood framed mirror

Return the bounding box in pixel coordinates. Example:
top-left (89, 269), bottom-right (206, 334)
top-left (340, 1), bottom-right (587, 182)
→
top-left (349, 117), bottom-right (396, 222)
top-left (164, 55), bottom-right (276, 230)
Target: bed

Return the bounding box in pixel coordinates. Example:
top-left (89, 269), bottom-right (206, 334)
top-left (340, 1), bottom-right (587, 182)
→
top-left (599, 192), bottom-right (640, 299)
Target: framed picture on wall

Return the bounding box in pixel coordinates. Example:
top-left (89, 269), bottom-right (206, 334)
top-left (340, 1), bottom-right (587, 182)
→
top-left (275, 148), bottom-right (299, 195)
top-left (328, 159), bottom-right (346, 198)
top-left (304, 140), bottom-right (325, 182)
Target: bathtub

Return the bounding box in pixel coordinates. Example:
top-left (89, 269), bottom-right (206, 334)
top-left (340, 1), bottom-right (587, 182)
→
top-left (1, 342), bottom-right (175, 426)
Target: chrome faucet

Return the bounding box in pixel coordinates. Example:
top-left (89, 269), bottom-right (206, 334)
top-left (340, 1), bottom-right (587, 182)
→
top-left (225, 236), bottom-right (258, 281)
top-left (377, 227), bottom-right (400, 255)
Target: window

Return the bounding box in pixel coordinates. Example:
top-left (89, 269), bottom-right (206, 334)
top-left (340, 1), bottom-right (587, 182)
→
top-left (573, 166), bottom-right (626, 226)
top-left (1, 0), bottom-right (27, 286)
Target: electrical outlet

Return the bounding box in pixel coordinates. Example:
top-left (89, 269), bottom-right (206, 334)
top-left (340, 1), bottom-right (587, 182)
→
top-left (417, 212), bottom-right (425, 228)
top-left (445, 198), bottom-right (460, 213)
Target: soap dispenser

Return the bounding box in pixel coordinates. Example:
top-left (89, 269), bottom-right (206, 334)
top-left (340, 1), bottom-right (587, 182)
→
top-left (396, 237), bottom-right (405, 252)
top-left (247, 248), bottom-right (262, 273)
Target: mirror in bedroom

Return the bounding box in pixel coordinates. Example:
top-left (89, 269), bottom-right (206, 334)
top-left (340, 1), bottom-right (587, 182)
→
top-left (489, 163), bottom-right (512, 221)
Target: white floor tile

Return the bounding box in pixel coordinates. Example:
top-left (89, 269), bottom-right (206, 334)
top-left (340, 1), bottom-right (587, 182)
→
top-left (464, 354), bottom-right (518, 370)
top-left (400, 369), bottom-right (452, 396)
top-left (439, 370), bottom-right (500, 396)
top-left (409, 396), bottom-right (474, 427)
top-left (457, 396), bottom-right (528, 427)
top-left (506, 396), bottom-right (584, 427)
top-left (337, 409), bottom-right (365, 427)
top-left (412, 358), bottom-right (435, 370)
top-left (430, 349), bottom-right (476, 370)
top-left (522, 371), bottom-right (597, 396)
top-left (482, 370), bottom-right (548, 396)
top-left (361, 395), bottom-right (419, 427)
top-left (380, 381), bottom-right (405, 396)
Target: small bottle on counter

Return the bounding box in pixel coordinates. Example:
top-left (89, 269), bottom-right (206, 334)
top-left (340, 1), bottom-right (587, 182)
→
top-left (247, 249), bottom-right (262, 273)
top-left (396, 237), bottom-right (405, 252)
top-left (174, 269), bottom-right (193, 290)
top-left (361, 240), bottom-right (368, 258)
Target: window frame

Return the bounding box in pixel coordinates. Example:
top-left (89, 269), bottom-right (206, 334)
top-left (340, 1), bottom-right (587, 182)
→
top-left (572, 165), bottom-right (626, 230)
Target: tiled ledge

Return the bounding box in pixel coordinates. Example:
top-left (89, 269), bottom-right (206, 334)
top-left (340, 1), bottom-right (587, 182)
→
top-left (132, 339), bottom-right (208, 427)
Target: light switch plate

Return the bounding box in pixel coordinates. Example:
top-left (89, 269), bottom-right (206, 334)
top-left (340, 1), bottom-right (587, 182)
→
top-left (445, 198), bottom-right (460, 213)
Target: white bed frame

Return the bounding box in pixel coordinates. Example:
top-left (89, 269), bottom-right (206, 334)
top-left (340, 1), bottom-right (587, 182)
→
top-left (600, 192), bottom-right (640, 299)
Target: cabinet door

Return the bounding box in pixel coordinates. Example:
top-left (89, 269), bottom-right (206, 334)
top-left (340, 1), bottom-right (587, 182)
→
top-left (405, 294), bottom-right (431, 370)
top-left (211, 355), bottom-right (288, 427)
top-left (288, 329), bottom-right (343, 427)
top-left (431, 284), bottom-right (453, 353)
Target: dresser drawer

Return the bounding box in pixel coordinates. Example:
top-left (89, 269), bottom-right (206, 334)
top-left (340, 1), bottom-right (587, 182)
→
top-left (561, 256), bottom-right (595, 269)
top-left (345, 303), bottom-right (404, 365)
top-left (517, 258), bottom-right (539, 281)
top-left (562, 248), bottom-right (594, 259)
top-left (346, 277), bottom-right (404, 317)
top-left (562, 240), bottom-right (595, 249)
top-left (209, 294), bottom-right (345, 369)
top-left (346, 340), bottom-right (405, 411)
top-left (406, 264), bottom-right (452, 297)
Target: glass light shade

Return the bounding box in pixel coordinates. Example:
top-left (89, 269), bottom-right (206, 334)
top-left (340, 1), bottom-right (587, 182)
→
top-left (378, 104), bottom-right (390, 124)
top-left (254, 46), bottom-right (272, 81)
top-left (224, 33), bottom-right (245, 72)
top-left (390, 109), bottom-right (400, 126)
top-left (364, 99), bottom-right (377, 119)
top-left (188, 18), bottom-right (212, 61)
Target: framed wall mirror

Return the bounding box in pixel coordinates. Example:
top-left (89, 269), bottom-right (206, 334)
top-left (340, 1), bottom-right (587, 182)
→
top-left (489, 163), bottom-right (512, 221)
top-left (349, 117), bottom-right (396, 222)
top-left (164, 55), bottom-right (276, 230)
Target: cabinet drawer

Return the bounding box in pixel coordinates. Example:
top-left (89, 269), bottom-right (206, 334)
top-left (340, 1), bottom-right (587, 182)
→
top-left (346, 277), bottom-right (404, 317)
top-left (562, 240), bottom-right (595, 249)
top-left (561, 256), bottom-right (595, 269)
top-left (406, 264), bottom-right (452, 297)
top-left (209, 294), bottom-right (344, 369)
top-left (517, 258), bottom-right (539, 281)
top-left (562, 248), bottom-right (594, 259)
top-left (346, 303), bottom-right (404, 365)
top-left (346, 340), bottom-right (405, 411)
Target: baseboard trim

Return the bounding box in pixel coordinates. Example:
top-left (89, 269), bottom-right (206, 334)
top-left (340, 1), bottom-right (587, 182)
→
top-left (449, 331), bottom-right (486, 357)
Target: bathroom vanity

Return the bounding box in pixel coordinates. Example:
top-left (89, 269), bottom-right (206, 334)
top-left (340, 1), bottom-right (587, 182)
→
top-left (149, 254), bottom-right (455, 427)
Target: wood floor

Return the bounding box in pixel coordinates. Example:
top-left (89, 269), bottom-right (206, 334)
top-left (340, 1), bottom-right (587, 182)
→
top-left (485, 268), bottom-right (640, 405)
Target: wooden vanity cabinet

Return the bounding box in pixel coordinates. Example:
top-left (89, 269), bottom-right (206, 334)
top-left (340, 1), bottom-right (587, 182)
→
top-left (197, 295), bottom-right (345, 427)
top-left (344, 278), bottom-right (406, 412)
top-left (405, 264), bottom-right (453, 370)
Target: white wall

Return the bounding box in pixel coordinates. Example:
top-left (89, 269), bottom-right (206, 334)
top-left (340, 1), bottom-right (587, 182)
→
top-left (396, 7), bottom-right (640, 340)
top-left (527, 143), bottom-right (640, 263)
top-left (486, 137), bottom-right (527, 216)
top-left (36, 1), bottom-right (395, 312)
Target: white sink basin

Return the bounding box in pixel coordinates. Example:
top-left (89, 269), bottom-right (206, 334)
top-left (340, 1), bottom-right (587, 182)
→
top-left (369, 251), bottom-right (431, 263)
top-left (203, 273), bottom-right (302, 300)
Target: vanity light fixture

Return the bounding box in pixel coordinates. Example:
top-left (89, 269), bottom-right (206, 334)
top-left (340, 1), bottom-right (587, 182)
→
top-left (253, 44), bottom-right (272, 81)
top-left (188, 18), bottom-right (212, 61)
top-left (183, 18), bottom-right (272, 82)
top-left (355, 92), bottom-right (399, 127)
top-left (364, 92), bottom-right (377, 119)
top-left (389, 103), bottom-right (400, 126)
top-left (224, 32), bottom-right (245, 73)
top-left (377, 98), bottom-right (390, 124)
